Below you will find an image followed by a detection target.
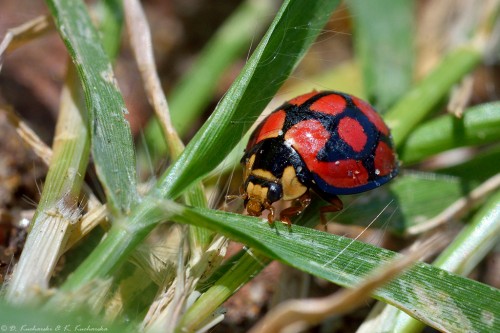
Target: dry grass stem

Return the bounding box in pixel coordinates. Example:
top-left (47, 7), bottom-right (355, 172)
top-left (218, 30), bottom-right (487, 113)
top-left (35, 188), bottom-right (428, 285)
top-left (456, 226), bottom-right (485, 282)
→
top-left (447, 75), bottom-right (473, 117)
top-left (2, 105), bottom-right (103, 232)
top-left (406, 173), bottom-right (500, 235)
top-left (0, 16), bottom-right (53, 70)
top-left (142, 236), bottom-right (227, 332)
top-left (124, 0), bottom-right (184, 158)
top-left (2, 105), bottom-right (53, 164)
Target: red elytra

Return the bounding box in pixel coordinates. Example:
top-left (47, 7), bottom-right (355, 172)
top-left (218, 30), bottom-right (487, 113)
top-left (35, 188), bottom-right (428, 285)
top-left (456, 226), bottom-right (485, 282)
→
top-left (337, 117), bottom-right (367, 152)
top-left (310, 93), bottom-right (347, 116)
top-left (238, 90), bottom-right (399, 225)
top-left (251, 109), bottom-right (286, 146)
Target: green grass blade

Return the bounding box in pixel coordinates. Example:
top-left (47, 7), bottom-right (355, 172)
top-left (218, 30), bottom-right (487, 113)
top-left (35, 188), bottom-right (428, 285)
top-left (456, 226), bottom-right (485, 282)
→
top-left (46, 0), bottom-right (138, 215)
top-left (348, 0), bottom-right (414, 111)
top-left (156, 0), bottom-right (341, 199)
top-left (172, 206), bottom-right (500, 333)
top-left (97, 0), bottom-right (124, 60)
top-left (399, 102), bottom-right (500, 164)
top-left (168, 0), bottom-right (274, 136)
top-left (391, 189), bottom-right (500, 333)
top-left (0, 301), bottom-right (128, 333)
top-left (179, 192), bottom-right (329, 330)
top-left (385, 46), bottom-right (482, 146)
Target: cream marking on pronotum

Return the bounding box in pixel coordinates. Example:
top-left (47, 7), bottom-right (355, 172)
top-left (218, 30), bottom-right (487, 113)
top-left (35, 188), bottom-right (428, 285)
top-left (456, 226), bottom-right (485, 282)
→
top-left (321, 200), bottom-right (395, 269)
top-left (281, 165), bottom-right (307, 200)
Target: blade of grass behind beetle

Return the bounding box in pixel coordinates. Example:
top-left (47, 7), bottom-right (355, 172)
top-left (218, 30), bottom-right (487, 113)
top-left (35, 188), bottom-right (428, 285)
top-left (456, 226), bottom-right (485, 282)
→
top-left (385, 46), bottom-right (482, 146)
top-left (399, 102), bottom-right (500, 164)
top-left (347, 0), bottom-right (414, 111)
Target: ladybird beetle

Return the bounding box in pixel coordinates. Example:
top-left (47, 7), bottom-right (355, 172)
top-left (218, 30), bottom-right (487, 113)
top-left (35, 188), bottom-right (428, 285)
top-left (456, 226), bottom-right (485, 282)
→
top-left (239, 90), bottom-right (398, 225)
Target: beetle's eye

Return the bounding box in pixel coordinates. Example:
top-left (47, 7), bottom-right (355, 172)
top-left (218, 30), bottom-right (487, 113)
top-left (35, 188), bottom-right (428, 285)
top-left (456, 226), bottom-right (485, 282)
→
top-left (267, 183), bottom-right (282, 203)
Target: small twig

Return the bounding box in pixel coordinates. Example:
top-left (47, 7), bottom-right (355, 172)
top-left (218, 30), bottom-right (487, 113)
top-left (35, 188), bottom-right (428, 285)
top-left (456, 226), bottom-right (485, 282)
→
top-left (406, 173), bottom-right (500, 236)
top-left (0, 16), bottom-right (53, 71)
top-left (124, 0), bottom-right (185, 159)
top-left (249, 234), bottom-right (443, 333)
top-left (447, 75), bottom-right (473, 117)
top-left (1, 105), bottom-right (53, 164)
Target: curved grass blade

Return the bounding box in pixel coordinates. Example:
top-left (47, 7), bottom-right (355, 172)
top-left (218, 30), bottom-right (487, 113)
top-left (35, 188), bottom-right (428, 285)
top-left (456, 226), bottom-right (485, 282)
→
top-left (172, 206), bottom-right (500, 333)
top-left (46, 0), bottom-right (138, 215)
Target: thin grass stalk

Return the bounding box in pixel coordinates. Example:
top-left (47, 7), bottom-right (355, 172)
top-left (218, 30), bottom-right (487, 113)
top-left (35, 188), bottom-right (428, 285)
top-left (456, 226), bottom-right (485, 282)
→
top-left (124, 0), bottom-right (213, 253)
top-left (124, 2), bottom-right (218, 328)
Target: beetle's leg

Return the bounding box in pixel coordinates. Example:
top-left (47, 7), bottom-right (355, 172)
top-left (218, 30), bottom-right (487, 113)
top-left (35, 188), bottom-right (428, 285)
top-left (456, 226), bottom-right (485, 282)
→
top-left (319, 195), bottom-right (343, 226)
top-left (225, 185), bottom-right (246, 201)
top-left (224, 186), bottom-right (247, 212)
top-left (225, 194), bottom-right (242, 201)
top-left (266, 204), bottom-right (276, 225)
top-left (279, 192), bottom-right (312, 226)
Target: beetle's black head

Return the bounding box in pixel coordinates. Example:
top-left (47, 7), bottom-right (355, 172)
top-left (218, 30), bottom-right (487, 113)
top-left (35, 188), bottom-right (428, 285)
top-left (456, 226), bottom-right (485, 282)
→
top-left (243, 176), bottom-right (283, 216)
